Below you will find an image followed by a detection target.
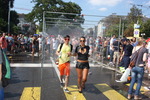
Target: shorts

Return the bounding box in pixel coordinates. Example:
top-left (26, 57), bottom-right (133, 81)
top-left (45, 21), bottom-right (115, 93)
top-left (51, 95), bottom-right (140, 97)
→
top-left (76, 61), bottom-right (90, 69)
top-left (59, 62), bottom-right (70, 76)
top-left (113, 51), bottom-right (120, 60)
top-left (32, 45), bottom-right (36, 48)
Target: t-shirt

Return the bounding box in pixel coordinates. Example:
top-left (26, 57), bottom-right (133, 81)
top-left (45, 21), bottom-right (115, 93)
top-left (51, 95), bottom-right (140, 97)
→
top-left (124, 44), bottom-right (133, 56)
top-left (110, 38), bottom-right (116, 50)
top-left (136, 47), bottom-right (148, 66)
top-left (75, 45), bottom-right (90, 61)
top-left (113, 41), bottom-right (120, 51)
top-left (0, 37), bottom-right (7, 49)
top-left (57, 43), bottom-right (71, 65)
top-left (38, 37), bottom-right (42, 44)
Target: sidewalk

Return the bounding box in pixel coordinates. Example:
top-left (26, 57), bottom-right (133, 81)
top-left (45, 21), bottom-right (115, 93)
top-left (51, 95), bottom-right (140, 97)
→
top-left (89, 57), bottom-right (150, 90)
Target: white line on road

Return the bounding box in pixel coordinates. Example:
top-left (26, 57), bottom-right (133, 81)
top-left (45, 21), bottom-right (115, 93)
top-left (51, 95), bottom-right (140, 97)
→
top-left (50, 57), bottom-right (62, 82)
top-left (10, 63), bottom-right (52, 67)
top-left (10, 63), bottom-right (99, 67)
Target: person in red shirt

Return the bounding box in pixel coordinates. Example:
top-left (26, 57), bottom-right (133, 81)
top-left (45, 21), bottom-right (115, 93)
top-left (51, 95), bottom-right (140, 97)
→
top-left (0, 33), bottom-right (8, 54)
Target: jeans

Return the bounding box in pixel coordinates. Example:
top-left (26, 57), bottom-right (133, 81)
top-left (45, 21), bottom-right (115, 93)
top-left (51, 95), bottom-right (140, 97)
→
top-left (128, 66), bottom-right (144, 95)
top-left (119, 56), bottom-right (130, 69)
top-left (109, 50), bottom-right (114, 62)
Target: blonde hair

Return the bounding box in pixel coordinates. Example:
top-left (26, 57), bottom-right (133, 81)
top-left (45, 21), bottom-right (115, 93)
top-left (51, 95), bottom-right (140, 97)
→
top-left (137, 38), bottom-right (144, 46)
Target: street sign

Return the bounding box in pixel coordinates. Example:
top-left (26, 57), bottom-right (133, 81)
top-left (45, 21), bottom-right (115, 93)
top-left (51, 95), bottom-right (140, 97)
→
top-left (134, 29), bottom-right (140, 37)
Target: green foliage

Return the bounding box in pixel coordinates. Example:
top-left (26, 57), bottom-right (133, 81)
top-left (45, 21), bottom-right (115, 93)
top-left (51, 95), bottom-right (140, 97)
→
top-left (123, 5), bottom-right (143, 37)
top-left (10, 10), bottom-right (19, 34)
top-left (26, 0), bottom-right (83, 31)
top-left (0, 0), bottom-right (17, 33)
top-left (127, 5), bottom-right (143, 24)
top-left (103, 15), bottom-right (120, 37)
top-left (123, 24), bottom-right (134, 37)
top-left (141, 19), bottom-right (150, 38)
top-left (12, 25), bottom-right (21, 34)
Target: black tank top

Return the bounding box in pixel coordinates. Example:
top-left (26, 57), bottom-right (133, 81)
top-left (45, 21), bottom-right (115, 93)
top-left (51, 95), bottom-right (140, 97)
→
top-left (75, 45), bottom-right (90, 60)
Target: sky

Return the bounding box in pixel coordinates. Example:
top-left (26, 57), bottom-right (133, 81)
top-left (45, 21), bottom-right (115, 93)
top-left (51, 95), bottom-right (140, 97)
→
top-left (12, 0), bottom-right (150, 28)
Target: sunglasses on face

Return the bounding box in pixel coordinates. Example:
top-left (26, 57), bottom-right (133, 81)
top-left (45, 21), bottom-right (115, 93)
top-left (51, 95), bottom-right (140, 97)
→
top-left (80, 40), bottom-right (85, 42)
top-left (65, 38), bottom-right (70, 41)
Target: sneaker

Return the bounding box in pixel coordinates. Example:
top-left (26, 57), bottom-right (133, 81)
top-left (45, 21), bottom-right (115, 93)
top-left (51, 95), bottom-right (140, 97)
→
top-left (60, 83), bottom-right (64, 88)
top-left (134, 95), bottom-right (142, 100)
top-left (127, 94), bottom-right (132, 99)
top-left (115, 80), bottom-right (124, 83)
top-left (64, 88), bottom-right (70, 93)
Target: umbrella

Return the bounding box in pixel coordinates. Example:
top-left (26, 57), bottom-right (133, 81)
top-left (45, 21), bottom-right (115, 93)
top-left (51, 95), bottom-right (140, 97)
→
top-left (146, 38), bottom-right (150, 42)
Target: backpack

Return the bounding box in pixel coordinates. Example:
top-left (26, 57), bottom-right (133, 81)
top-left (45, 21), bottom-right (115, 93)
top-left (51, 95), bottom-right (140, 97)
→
top-left (129, 48), bottom-right (141, 67)
top-left (55, 43), bottom-right (73, 65)
top-left (59, 43), bottom-right (73, 52)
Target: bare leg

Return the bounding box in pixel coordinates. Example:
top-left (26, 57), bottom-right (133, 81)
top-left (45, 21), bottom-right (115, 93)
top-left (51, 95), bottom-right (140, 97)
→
top-left (60, 75), bottom-right (64, 83)
top-left (76, 68), bottom-right (83, 91)
top-left (64, 75), bottom-right (69, 89)
top-left (82, 69), bottom-right (89, 88)
top-left (32, 48), bottom-right (35, 57)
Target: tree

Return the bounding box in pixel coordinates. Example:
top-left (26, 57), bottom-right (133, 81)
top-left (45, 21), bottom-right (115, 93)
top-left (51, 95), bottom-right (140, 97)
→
top-left (141, 19), bottom-right (150, 38)
top-left (26, 0), bottom-right (83, 32)
top-left (127, 5), bottom-right (143, 24)
top-left (10, 10), bottom-right (19, 34)
top-left (103, 15), bottom-right (121, 37)
top-left (0, 0), bottom-right (14, 32)
top-left (124, 5), bottom-right (143, 37)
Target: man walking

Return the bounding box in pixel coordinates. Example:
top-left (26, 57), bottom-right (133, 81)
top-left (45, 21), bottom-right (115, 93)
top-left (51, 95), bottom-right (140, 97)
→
top-left (56, 35), bottom-right (72, 92)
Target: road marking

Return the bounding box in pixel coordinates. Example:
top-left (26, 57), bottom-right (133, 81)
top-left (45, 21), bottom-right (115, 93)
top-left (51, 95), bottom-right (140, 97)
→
top-left (10, 63), bottom-right (99, 67)
top-left (50, 58), bottom-right (86, 100)
top-left (64, 85), bottom-right (86, 100)
top-left (95, 84), bottom-right (127, 100)
top-left (126, 83), bottom-right (149, 94)
top-left (50, 57), bottom-right (62, 81)
top-left (10, 63), bottom-right (52, 67)
top-left (20, 87), bottom-right (41, 100)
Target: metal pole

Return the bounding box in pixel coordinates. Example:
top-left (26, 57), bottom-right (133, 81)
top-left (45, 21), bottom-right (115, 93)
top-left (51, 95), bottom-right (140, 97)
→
top-left (41, 11), bottom-right (46, 69)
top-left (122, 23), bottom-right (124, 37)
top-left (41, 11), bottom-right (46, 100)
top-left (8, 1), bottom-right (11, 34)
top-left (42, 11), bottom-right (45, 34)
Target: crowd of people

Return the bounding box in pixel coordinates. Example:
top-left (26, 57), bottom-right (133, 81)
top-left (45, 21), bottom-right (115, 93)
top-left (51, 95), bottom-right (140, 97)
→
top-left (0, 32), bottom-right (150, 99)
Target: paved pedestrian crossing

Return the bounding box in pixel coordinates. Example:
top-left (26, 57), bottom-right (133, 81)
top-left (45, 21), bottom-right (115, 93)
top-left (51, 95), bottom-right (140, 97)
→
top-left (20, 87), bottom-right (41, 100)
top-left (95, 84), bottom-right (127, 100)
top-left (19, 83), bottom-right (149, 100)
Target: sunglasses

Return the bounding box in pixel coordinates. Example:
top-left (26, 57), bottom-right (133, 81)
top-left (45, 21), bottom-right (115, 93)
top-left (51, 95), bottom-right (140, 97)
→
top-left (65, 38), bottom-right (70, 41)
top-left (80, 40), bottom-right (85, 42)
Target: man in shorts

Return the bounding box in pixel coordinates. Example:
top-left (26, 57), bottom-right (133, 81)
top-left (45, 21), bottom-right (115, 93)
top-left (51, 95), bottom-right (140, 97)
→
top-left (56, 35), bottom-right (72, 92)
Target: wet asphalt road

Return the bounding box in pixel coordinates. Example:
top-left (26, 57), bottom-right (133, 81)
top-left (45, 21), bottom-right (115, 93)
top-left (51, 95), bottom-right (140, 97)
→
top-left (4, 53), bottom-right (150, 100)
